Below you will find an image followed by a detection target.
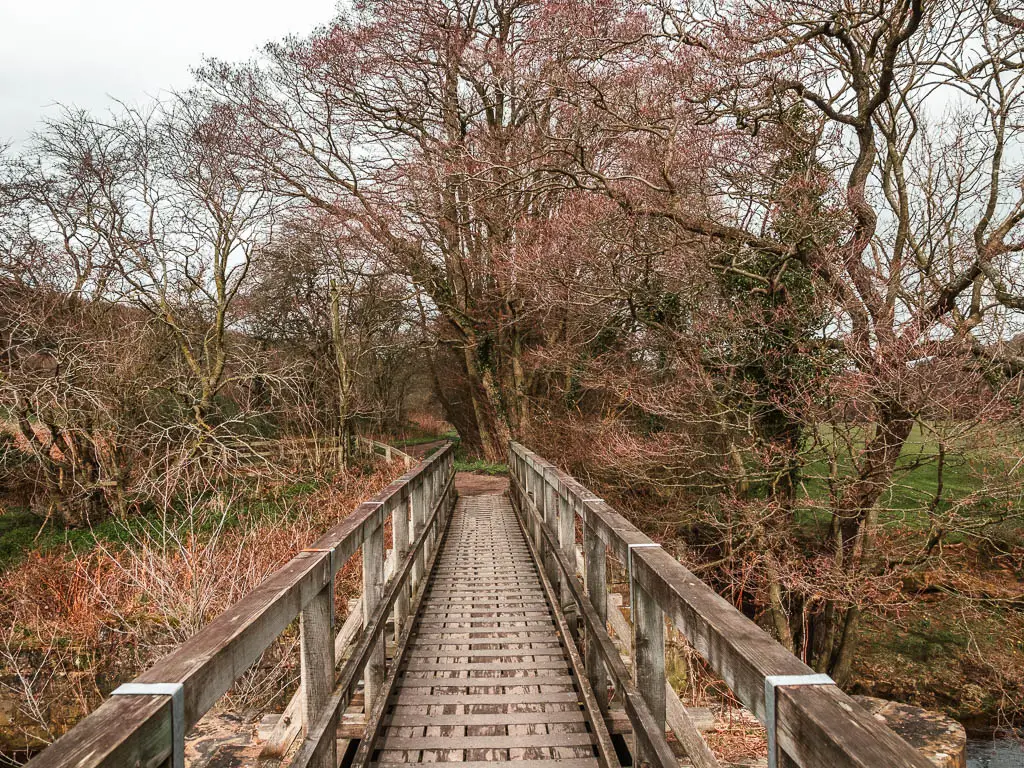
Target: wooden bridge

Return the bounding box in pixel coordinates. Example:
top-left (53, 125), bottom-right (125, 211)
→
top-left (28, 443), bottom-right (936, 768)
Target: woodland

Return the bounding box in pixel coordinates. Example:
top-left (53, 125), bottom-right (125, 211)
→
top-left (2, 0), bottom-right (1024, 757)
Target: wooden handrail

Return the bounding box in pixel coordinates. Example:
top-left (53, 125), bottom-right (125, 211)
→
top-left (28, 444), bottom-right (456, 768)
top-left (291, 466), bottom-right (456, 767)
top-left (510, 461), bottom-right (678, 768)
top-left (509, 441), bottom-right (935, 768)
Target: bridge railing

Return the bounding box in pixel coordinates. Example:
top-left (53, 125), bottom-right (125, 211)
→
top-left (509, 441), bottom-right (934, 768)
top-left (29, 443), bottom-right (456, 768)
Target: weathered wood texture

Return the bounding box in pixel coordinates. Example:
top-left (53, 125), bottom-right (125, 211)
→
top-left (300, 584), bottom-right (337, 768)
top-left (605, 593), bottom-right (723, 768)
top-left (509, 441), bottom-right (936, 768)
top-left (363, 493), bottom-right (616, 768)
top-left (261, 598), bottom-right (365, 758)
top-left (290, 456), bottom-right (457, 768)
top-left (28, 444), bottom-right (455, 768)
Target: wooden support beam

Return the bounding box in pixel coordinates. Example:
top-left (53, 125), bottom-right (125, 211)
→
top-left (362, 516), bottom-right (385, 713)
top-left (300, 584), bottom-right (336, 768)
top-left (393, 497), bottom-right (411, 640)
top-left (633, 581), bottom-right (666, 766)
top-left (584, 522), bottom-right (609, 714)
top-left (260, 600), bottom-right (364, 758)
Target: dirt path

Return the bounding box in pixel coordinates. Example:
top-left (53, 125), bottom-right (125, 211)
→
top-left (454, 471), bottom-right (508, 496)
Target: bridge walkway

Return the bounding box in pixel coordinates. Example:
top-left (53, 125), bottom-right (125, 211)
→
top-left (26, 442), bottom-right (940, 768)
top-left (369, 492), bottom-right (603, 766)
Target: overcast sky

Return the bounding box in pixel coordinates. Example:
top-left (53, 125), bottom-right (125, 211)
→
top-left (0, 0), bottom-right (338, 146)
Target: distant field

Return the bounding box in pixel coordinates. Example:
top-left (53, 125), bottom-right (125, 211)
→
top-left (795, 421), bottom-right (1024, 541)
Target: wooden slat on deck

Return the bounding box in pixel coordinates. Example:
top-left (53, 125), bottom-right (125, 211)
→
top-left (369, 494), bottom-right (602, 766)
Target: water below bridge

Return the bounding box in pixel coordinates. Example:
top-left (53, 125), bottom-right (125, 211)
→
top-left (968, 738), bottom-right (1024, 768)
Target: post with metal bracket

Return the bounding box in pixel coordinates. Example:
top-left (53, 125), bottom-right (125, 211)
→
top-left (110, 683), bottom-right (184, 768)
top-left (630, 543), bottom-right (666, 765)
top-left (764, 674), bottom-right (834, 768)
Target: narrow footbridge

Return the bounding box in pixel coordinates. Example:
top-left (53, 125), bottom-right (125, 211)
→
top-left (30, 443), bottom-right (934, 768)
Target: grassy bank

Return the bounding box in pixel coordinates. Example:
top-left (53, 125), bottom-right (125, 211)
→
top-left (795, 422), bottom-right (1024, 732)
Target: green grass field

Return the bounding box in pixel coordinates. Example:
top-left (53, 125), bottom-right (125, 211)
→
top-left (0, 478), bottom-right (325, 572)
top-left (794, 421), bottom-right (1024, 539)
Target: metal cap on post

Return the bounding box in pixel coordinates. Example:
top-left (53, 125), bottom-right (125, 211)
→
top-left (764, 674), bottom-right (835, 768)
top-left (111, 683), bottom-right (185, 768)
top-left (627, 542), bottom-right (661, 613)
top-left (301, 546), bottom-right (337, 627)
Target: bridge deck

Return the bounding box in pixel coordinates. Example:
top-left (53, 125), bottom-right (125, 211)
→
top-left (371, 492), bottom-right (601, 766)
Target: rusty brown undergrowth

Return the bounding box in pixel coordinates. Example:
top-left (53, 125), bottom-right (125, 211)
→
top-left (0, 459), bottom-right (403, 753)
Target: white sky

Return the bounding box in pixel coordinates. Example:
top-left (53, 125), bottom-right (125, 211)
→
top-left (0, 0), bottom-right (338, 146)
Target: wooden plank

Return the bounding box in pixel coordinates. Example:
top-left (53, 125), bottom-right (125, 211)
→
top-left (414, 619), bottom-right (556, 627)
top-left (404, 660), bottom-right (570, 671)
top-left (373, 761), bottom-right (598, 768)
top-left (391, 691), bottom-right (581, 705)
top-left (386, 711), bottom-right (586, 727)
top-left (393, 674), bottom-right (576, 687)
top-left (404, 648), bottom-right (564, 658)
top-left (379, 734), bottom-right (597, 750)
top-left (409, 632), bottom-right (561, 642)
top-left (412, 627), bottom-right (560, 635)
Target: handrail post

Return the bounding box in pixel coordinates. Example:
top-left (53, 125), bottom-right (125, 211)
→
top-left (543, 469), bottom-right (559, 585)
top-left (633, 576), bottom-right (666, 765)
top-left (393, 493), bottom-right (410, 641)
top-left (410, 475), bottom-right (426, 592)
top-left (583, 520), bottom-right (609, 714)
top-left (362, 519), bottom-right (385, 712)
top-left (300, 574), bottom-right (336, 768)
top-left (425, 466), bottom-right (436, 556)
top-left (447, 453), bottom-right (455, 517)
top-left (558, 488), bottom-right (578, 638)
top-left (536, 465), bottom-right (545, 548)
top-left (524, 460), bottom-right (536, 540)
top-left (440, 455), bottom-right (450, 524)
